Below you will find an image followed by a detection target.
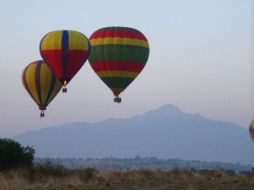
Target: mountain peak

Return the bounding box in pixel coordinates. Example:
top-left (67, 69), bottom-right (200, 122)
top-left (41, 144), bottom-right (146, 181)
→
top-left (142, 104), bottom-right (184, 119)
top-left (157, 104), bottom-right (182, 112)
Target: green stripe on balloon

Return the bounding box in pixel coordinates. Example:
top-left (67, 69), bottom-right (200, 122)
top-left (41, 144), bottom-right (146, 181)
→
top-left (101, 77), bottom-right (134, 89)
top-left (89, 45), bottom-right (149, 63)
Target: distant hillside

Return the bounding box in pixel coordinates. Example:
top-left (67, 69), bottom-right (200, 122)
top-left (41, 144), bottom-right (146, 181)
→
top-left (15, 104), bottom-right (254, 164)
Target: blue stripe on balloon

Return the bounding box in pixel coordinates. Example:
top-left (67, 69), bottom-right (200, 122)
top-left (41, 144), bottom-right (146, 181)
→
top-left (62, 30), bottom-right (69, 81)
top-left (45, 72), bottom-right (57, 104)
top-left (35, 61), bottom-right (42, 109)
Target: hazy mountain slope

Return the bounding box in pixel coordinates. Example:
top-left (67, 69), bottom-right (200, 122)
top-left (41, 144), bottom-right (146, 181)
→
top-left (15, 104), bottom-right (254, 164)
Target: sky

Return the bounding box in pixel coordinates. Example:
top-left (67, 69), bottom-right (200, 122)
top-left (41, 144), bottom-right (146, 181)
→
top-left (0, 0), bottom-right (253, 137)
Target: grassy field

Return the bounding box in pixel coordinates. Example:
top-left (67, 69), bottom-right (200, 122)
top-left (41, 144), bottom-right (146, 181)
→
top-left (1, 165), bottom-right (254, 190)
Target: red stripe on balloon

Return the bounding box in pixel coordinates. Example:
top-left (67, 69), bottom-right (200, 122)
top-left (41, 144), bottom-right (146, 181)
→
top-left (66, 50), bottom-right (90, 78)
top-left (41, 50), bottom-right (89, 80)
top-left (91, 61), bottom-right (145, 73)
top-left (41, 50), bottom-right (63, 79)
top-left (90, 29), bottom-right (147, 41)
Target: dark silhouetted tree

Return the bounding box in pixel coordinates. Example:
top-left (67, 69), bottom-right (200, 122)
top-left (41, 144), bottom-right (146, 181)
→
top-left (0, 138), bottom-right (35, 171)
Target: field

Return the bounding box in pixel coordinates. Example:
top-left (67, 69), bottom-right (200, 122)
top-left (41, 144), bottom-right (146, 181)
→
top-left (1, 165), bottom-right (254, 190)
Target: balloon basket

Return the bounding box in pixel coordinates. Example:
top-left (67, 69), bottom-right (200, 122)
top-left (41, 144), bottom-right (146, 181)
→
top-left (114, 97), bottom-right (121, 103)
top-left (62, 87), bottom-right (67, 93)
top-left (62, 81), bottom-right (67, 93)
top-left (40, 111), bottom-right (45, 118)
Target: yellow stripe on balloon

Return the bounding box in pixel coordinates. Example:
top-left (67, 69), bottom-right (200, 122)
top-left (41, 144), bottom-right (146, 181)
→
top-left (90, 37), bottom-right (149, 48)
top-left (39, 64), bottom-right (52, 105)
top-left (25, 64), bottom-right (40, 105)
top-left (96, 71), bottom-right (138, 78)
top-left (250, 120), bottom-right (254, 128)
top-left (68, 31), bottom-right (89, 50)
top-left (40, 31), bottom-right (63, 50)
top-left (47, 80), bottom-right (62, 104)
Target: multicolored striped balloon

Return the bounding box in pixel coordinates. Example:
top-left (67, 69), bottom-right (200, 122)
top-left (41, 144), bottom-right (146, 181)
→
top-left (88, 27), bottom-right (149, 103)
top-left (249, 119), bottom-right (254, 141)
top-left (40, 30), bottom-right (91, 92)
top-left (22, 60), bottom-right (62, 117)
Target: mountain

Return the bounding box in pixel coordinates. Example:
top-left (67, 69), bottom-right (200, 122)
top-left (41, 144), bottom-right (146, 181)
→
top-left (15, 104), bottom-right (254, 164)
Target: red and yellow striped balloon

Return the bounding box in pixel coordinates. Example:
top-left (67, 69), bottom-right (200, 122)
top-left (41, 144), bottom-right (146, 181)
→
top-left (249, 119), bottom-right (254, 141)
top-left (22, 60), bottom-right (62, 117)
top-left (88, 27), bottom-right (149, 103)
top-left (40, 30), bottom-right (91, 92)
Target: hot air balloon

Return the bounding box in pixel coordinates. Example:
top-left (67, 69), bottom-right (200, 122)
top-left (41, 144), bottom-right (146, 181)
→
top-left (249, 119), bottom-right (254, 141)
top-left (40, 30), bottom-right (91, 92)
top-left (88, 26), bottom-right (149, 103)
top-left (22, 60), bottom-right (62, 117)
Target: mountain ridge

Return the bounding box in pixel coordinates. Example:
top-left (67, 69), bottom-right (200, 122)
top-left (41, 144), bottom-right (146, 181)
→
top-left (15, 104), bottom-right (253, 164)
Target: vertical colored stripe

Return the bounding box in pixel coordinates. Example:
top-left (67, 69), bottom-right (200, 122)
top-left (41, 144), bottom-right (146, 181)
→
top-left (47, 80), bottom-right (62, 104)
top-left (68, 31), bottom-right (89, 50)
top-left (35, 61), bottom-right (42, 108)
top-left (45, 72), bottom-right (56, 104)
top-left (62, 30), bottom-right (69, 80)
top-left (22, 66), bottom-right (36, 103)
top-left (26, 64), bottom-right (40, 104)
top-left (40, 63), bottom-right (52, 105)
top-left (40, 31), bottom-right (63, 50)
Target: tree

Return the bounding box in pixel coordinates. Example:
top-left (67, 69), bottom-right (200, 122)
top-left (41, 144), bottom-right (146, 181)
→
top-left (0, 138), bottom-right (35, 171)
top-left (251, 167), bottom-right (254, 174)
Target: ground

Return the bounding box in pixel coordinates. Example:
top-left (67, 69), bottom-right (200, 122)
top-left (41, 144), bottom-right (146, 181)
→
top-left (1, 167), bottom-right (254, 190)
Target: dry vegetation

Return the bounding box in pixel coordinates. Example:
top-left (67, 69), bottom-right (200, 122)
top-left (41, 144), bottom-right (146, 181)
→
top-left (1, 165), bottom-right (254, 190)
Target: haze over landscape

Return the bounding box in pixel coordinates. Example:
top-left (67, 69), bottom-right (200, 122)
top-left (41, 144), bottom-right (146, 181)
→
top-left (1, 2), bottom-right (254, 190)
top-left (0, 0), bottom-right (253, 138)
top-left (15, 104), bottom-right (254, 164)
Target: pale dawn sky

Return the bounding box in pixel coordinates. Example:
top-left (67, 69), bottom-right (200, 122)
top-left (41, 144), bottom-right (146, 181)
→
top-left (0, 0), bottom-right (253, 137)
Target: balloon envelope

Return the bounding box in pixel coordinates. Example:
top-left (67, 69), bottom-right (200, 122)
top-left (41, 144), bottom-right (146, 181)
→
top-left (22, 60), bottom-right (62, 115)
top-left (88, 26), bottom-right (149, 101)
top-left (249, 119), bottom-right (254, 141)
top-left (40, 30), bottom-right (91, 85)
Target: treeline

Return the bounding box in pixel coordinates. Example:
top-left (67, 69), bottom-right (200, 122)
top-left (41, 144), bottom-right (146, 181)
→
top-left (1, 138), bottom-right (252, 173)
top-left (2, 138), bottom-right (254, 189)
top-left (35, 156), bottom-right (253, 172)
